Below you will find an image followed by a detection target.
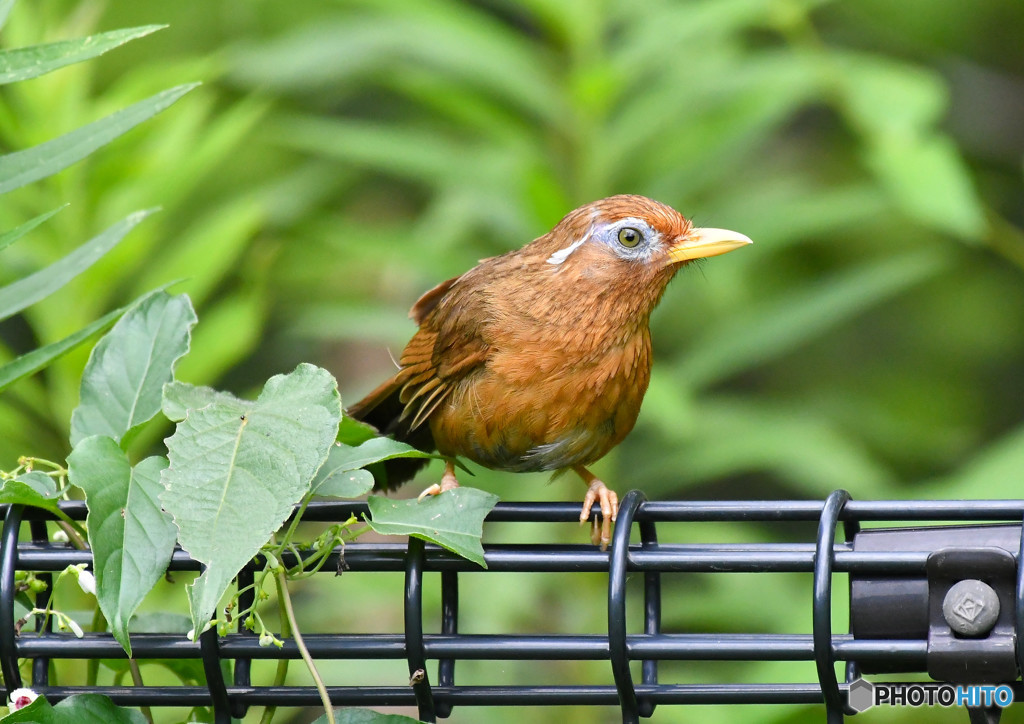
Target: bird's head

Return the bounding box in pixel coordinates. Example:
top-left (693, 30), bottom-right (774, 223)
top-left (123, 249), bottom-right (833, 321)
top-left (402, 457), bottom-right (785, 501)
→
top-left (541, 194), bottom-right (751, 270)
top-left (533, 195), bottom-right (751, 319)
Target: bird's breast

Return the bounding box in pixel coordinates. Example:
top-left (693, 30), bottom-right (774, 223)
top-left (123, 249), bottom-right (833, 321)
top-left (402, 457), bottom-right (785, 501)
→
top-left (429, 327), bottom-right (652, 472)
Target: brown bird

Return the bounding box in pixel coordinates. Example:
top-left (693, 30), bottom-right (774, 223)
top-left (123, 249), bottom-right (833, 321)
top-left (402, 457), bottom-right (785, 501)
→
top-left (348, 195), bottom-right (751, 547)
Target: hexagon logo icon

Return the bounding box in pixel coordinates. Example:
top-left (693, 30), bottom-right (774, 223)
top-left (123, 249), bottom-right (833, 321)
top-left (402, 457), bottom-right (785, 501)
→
top-left (848, 678), bottom-right (874, 713)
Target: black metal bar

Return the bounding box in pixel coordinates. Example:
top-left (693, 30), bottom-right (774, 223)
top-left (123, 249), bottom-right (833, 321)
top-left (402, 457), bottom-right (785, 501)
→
top-left (404, 536), bottom-right (435, 721)
top-left (638, 504), bottom-right (660, 718)
top-left (608, 490), bottom-right (643, 722)
top-left (435, 569), bottom-right (458, 718)
top-left (199, 611), bottom-right (231, 723)
top-left (231, 564), bottom-right (254, 720)
top-left (12, 631), bottom-right (927, 665)
top-left (26, 681), bottom-right (856, 706)
top-left (5, 494), bottom-right (1024, 721)
top-left (0, 504), bottom-right (23, 695)
top-left (813, 490), bottom-right (851, 724)
top-left (841, 516), bottom-right (861, 688)
top-left (1016, 515), bottom-right (1024, 680)
top-left (28, 520), bottom-right (51, 688)
top-left (11, 498), bottom-right (1024, 524)
top-left (9, 543), bottom-right (956, 575)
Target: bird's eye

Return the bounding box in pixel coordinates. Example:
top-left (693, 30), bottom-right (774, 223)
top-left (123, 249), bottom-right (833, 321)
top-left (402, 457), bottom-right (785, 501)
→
top-left (617, 227), bottom-right (643, 248)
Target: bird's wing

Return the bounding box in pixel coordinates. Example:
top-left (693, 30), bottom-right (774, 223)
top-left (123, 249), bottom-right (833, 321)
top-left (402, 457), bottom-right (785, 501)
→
top-left (398, 272), bottom-right (490, 430)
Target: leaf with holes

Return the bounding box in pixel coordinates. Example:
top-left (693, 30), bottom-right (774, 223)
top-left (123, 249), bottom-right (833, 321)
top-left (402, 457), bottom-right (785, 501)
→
top-left (160, 364), bottom-right (341, 634)
top-left (161, 380), bottom-right (238, 422)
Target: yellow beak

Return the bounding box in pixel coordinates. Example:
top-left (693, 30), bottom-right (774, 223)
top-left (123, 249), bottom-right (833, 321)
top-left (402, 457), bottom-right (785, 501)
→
top-left (666, 227), bottom-right (752, 265)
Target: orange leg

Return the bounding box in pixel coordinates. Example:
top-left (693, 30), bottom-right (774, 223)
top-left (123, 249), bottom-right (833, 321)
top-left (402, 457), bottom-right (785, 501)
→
top-left (417, 459), bottom-right (460, 501)
top-left (573, 465), bottom-right (619, 550)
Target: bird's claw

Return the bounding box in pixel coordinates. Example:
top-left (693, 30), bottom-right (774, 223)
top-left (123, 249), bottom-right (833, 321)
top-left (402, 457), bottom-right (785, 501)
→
top-left (416, 483), bottom-right (442, 502)
top-left (579, 478), bottom-right (618, 550)
top-left (416, 460), bottom-right (460, 501)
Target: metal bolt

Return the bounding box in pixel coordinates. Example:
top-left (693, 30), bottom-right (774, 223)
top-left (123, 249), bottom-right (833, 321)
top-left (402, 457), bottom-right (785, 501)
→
top-left (942, 579), bottom-right (1000, 636)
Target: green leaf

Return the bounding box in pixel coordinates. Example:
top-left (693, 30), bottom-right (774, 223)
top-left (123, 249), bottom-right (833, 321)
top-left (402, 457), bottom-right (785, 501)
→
top-left (323, 436), bottom-right (436, 471)
top-left (866, 135), bottom-right (987, 241)
top-left (0, 309), bottom-right (119, 395)
top-left (161, 380), bottom-right (238, 422)
top-left (159, 364), bottom-right (342, 634)
top-left (0, 471), bottom-right (61, 513)
top-left (0, 0), bottom-right (13, 32)
top-left (0, 206), bottom-right (65, 254)
top-left (0, 83), bottom-right (198, 194)
top-left (312, 461), bottom-right (374, 499)
top-left (837, 52), bottom-right (947, 136)
top-left (0, 283), bottom-right (182, 395)
top-left (1, 693), bottom-right (146, 723)
top-left (70, 292), bottom-right (197, 447)
top-left (0, 209), bottom-right (154, 324)
top-left (67, 437), bottom-right (176, 657)
top-left (314, 709), bottom-right (421, 724)
top-left (337, 415), bottom-right (379, 446)
top-left (0, 25), bottom-right (165, 85)
top-left (919, 421), bottom-right (1024, 499)
top-left (367, 487), bottom-right (498, 568)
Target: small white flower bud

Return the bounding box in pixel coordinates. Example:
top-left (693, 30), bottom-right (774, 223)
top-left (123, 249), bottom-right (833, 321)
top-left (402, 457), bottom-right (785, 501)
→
top-left (76, 569), bottom-right (96, 596)
top-left (8, 687), bottom-right (39, 711)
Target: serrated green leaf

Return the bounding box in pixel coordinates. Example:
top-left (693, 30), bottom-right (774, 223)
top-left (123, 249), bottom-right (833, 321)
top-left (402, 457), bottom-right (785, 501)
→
top-left (314, 709), bottom-right (420, 724)
top-left (0, 83), bottom-right (197, 194)
top-left (0, 206), bottom-right (65, 254)
top-left (337, 415), bottom-right (379, 446)
top-left (0, 25), bottom-right (165, 85)
top-left (0, 471), bottom-right (60, 513)
top-left (161, 380), bottom-right (238, 422)
top-left (367, 487), bottom-right (498, 568)
top-left (70, 292), bottom-right (197, 447)
top-left (2, 693), bottom-right (146, 724)
top-left (160, 364), bottom-right (341, 634)
top-left (0, 210), bottom-right (154, 324)
top-left (312, 463), bottom-right (373, 498)
top-left (68, 437), bottom-right (176, 657)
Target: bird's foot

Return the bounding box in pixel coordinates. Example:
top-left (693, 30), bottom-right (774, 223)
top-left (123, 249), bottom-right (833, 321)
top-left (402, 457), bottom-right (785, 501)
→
top-left (574, 466), bottom-right (619, 550)
top-left (417, 459), bottom-right (460, 501)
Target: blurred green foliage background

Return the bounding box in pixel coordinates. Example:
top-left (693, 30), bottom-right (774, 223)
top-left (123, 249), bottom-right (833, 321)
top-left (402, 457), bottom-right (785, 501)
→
top-left (2, 0), bottom-right (1023, 722)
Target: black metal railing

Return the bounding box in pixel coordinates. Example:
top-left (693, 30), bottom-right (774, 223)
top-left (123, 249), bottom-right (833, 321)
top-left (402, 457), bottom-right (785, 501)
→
top-left (2, 490), bottom-right (1023, 723)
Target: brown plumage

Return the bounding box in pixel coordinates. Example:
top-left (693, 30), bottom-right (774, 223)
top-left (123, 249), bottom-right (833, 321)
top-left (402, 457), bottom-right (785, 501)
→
top-left (348, 195), bottom-right (751, 546)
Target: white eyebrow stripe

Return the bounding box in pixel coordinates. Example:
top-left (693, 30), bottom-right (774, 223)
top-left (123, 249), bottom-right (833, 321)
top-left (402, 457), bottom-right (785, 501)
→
top-left (546, 235), bottom-right (588, 265)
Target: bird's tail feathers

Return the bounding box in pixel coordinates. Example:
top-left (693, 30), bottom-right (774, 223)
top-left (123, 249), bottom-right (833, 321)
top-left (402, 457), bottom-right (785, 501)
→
top-left (347, 375), bottom-right (435, 491)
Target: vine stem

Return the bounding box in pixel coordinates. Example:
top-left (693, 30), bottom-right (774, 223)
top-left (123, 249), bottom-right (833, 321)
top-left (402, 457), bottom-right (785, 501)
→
top-left (128, 659), bottom-right (153, 724)
top-left (275, 570), bottom-right (334, 724)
